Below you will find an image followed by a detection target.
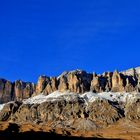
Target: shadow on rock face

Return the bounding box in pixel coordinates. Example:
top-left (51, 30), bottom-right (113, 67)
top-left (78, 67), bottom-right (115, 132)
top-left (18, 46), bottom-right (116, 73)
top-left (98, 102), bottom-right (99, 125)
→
top-left (4, 123), bottom-right (20, 133)
top-left (0, 123), bottom-right (121, 140)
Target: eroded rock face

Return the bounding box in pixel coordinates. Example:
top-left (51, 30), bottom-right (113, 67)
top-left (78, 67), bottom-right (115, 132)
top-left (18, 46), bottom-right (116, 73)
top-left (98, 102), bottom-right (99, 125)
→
top-left (58, 70), bottom-right (92, 93)
top-left (0, 78), bottom-right (35, 103)
top-left (0, 80), bottom-right (13, 103)
top-left (36, 76), bottom-right (48, 93)
top-left (0, 98), bottom-right (122, 130)
top-left (125, 78), bottom-right (135, 92)
top-left (23, 83), bottom-right (36, 99)
top-left (90, 72), bottom-right (112, 93)
top-left (58, 76), bottom-right (68, 92)
top-left (14, 81), bottom-right (35, 101)
top-left (44, 77), bottom-right (58, 95)
top-left (14, 80), bottom-right (25, 101)
top-left (67, 70), bottom-right (92, 93)
top-left (135, 75), bottom-right (140, 92)
top-left (90, 75), bottom-right (100, 93)
top-left (0, 101), bottom-right (21, 121)
top-left (0, 80), bottom-right (9, 103)
top-left (125, 98), bottom-right (140, 120)
top-left (111, 70), bottom-right (125, 92)
top-left (11, 104), bottom-right (32, 122)
top-left (88, 99), bottom-right (122, 125)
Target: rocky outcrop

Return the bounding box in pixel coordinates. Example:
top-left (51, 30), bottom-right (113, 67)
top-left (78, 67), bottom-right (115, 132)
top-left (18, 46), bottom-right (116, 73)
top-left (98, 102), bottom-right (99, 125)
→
top-left (58, 75), bottom-right (68, 92)
top-left (0, 97), bottom-right (123, 130)
top-left (35, 76), bottom-right (59, 95)
top-left (35, 76), bottom-right (48, 93)
top-left (0, 80), bottom-right (13, 103)
top-left (14, 81), bottom-right (35, 101)
top-left (0, 79), bottom-right (35, 103)
top-left (66, 70), bottom-right (92, 93)
top-left (58, 70), bottom-right (92, 93)
top-left (90, 74), bottom-right (100, 93)
top-left (22, 83), bottom-right (36, 99)
top-left (0, 101), bottom-right (22, 121)
top-left (44, 77), bottom-right (58, 95)
top-left (125, 77), bottom-right (135, 92)
top-left (90, 72), bottom-right (112, 93)
top-left (111, 70), bottom-right (125, 92)
top-left (1, 67), bottom-right (140, 103)
top-left (125, 98), bottom-right (140, 120)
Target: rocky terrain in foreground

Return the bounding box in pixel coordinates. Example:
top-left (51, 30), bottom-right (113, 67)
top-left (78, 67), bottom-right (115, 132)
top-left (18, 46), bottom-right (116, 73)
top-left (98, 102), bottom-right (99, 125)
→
top-left (1, 67), bottom-right (140, 139)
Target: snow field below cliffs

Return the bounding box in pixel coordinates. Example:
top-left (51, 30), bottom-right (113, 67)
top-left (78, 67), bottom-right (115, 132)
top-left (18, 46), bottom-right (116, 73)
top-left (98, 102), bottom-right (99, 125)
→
top-left (23, 91), bottom-right (140, 105)
top-left (0, 91), bottom-right (140, 112)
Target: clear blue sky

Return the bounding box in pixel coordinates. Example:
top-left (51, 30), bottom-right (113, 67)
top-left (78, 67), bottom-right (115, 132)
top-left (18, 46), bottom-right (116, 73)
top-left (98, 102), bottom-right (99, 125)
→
top-left (0, 0), bottom-right (140, 82)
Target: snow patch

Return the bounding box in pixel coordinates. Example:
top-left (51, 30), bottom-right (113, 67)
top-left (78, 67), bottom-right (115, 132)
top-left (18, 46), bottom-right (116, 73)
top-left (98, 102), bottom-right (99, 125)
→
top-left (0, 104), bottom-right (5, 112)
top-left (23, 91), bottom-right (79, 104)
top-left (82, 92), bottom-right (140, 103)
top-left (0, 91), bottom-right (138, 106)
top-left (81, 92), bottom-right (100, 102)
top-left (23, 91), bottom-right (140, 105)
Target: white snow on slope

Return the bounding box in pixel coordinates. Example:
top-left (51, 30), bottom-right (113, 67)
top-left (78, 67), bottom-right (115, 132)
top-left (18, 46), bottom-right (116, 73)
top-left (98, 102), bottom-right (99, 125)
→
top-left (23, 91), bottom-right (140, 105)
top-left (0, 91), bottom-right (140, 111)
top-left (121, 66), bottom-right (140, 75)
top-left (23, 91), bottom-right (80, 104)
top-left (82, 92), bottom-right (140, 103)
top-left (0, 104), bottom-right (5, 112)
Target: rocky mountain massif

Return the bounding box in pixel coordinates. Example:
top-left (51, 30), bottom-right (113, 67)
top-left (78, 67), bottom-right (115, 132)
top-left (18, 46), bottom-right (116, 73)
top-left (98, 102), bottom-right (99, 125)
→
top-left (1, 67), bottom-right (140, 139)
top-left (1, 67), bottom-right (140, 104)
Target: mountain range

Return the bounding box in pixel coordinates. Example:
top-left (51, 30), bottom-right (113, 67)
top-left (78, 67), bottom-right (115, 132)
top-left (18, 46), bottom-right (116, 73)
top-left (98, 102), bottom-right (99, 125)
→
top-left (0, 67), bottom-right (140, 103)
top-left (1, 67), bottom-right (140, 139)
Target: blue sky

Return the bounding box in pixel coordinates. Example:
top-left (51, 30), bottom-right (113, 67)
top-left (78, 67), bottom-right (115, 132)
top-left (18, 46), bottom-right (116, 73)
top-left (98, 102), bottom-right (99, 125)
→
top-left (0, 0), bottom-right (140, 82)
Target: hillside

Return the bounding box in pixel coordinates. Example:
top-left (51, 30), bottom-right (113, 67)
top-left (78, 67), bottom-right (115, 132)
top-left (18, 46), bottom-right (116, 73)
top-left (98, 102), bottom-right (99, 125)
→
top-left (1, 67), bottom-right (140, 139)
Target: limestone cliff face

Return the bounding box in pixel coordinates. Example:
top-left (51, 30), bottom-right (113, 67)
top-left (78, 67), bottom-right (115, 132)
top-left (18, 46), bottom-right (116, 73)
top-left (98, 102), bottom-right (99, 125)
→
top-left (111, 70), bottom-right (125, 92)
top-left (58, 75), bottom-right (68, 92)
top-left (90, 74), bottom-right (100, 93)
top-left (44, 77), bottom-right (58, 95)
top-left (0, 79), bottom-right (13, 103)
top-left (0, 79), bottom-right (35, 103)
top-left (1, 67), bottom-right (140, 103)
top-left (35, 76), bottom-right (47, 93)
top-left (14, 81), bottom-right (35, 101)
top-left (58, 70), bottom-right (92, 93)
top-left (34, 67), bottom-right (140, 95)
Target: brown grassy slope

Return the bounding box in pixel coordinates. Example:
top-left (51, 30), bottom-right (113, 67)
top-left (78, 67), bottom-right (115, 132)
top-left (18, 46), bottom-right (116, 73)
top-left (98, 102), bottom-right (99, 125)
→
top-left (0, 119), bottom-right (140, 140)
